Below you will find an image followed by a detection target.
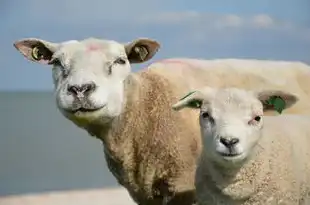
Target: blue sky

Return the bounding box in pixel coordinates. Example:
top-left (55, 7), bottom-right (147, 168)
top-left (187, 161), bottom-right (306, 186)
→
top-left (1, 0), bottom-right (310, 91)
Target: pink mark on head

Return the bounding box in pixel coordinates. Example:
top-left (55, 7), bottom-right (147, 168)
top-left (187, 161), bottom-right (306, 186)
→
top-left (86, 44), bottom-right (101, 52)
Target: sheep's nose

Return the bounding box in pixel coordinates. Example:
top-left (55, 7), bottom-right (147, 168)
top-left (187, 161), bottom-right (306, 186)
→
top-left (220, 137), bottom-right (239, 148)
top-left (67, 82), bottom-right (96, 97)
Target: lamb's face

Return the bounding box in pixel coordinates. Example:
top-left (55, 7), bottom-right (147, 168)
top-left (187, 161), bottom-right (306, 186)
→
top-left (199, 88), bottom-right (264, 166)
top-left (14, 37), bottom-right (160, 127)
top-left (172, 86), bottom-right (298, 167)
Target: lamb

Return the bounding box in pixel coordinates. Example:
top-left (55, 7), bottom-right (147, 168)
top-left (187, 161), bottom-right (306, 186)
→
top-left (13, 36), bottom-right (310, 205)
top-left (172, 86), bottom-right (310, 205)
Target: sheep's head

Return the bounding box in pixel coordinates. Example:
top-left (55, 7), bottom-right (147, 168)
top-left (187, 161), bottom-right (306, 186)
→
top-left (13, 37), bottom-right (160, 127)
top-left (172, 87), bottom-right (298, 167)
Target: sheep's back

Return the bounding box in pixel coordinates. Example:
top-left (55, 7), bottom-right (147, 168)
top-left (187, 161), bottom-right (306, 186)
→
top-left (262, 115), bottom-right (310, 203)
top-left (147, 58), bottom-right (310, 115)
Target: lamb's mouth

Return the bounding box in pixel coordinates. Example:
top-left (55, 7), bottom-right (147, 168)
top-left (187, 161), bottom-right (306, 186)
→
top-left (218, 151), bottom-right (242, 158)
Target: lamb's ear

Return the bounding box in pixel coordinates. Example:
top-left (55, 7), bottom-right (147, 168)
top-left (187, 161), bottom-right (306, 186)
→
top-left (124, 38), bottom-right (160, 64)
top-left (255, 90), bottom-right (299, 114)
top-left (13, 38), bottom-right (58, 65)
top-left (172, 90), bottom-right (206, 111)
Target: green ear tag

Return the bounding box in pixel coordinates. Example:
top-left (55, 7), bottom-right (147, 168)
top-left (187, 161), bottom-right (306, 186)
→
top-left (188, 100), bottom-right (202, 108)
top-left (179, 91), bottom-right (202, 108)
top-left (266, 96), bottom-right (286, 114)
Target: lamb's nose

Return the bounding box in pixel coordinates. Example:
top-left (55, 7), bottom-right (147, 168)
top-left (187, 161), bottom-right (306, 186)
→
top-left (220, 137), bottom-right (239, 148)
top-left (67, 82), bottom-right (96, 97)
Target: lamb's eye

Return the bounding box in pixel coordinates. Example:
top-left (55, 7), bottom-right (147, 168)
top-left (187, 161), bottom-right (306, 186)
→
top-left (254, 116), bottom-right (261, 122)
top-left (201, 111), bottom-right (215, 123)
top-left (201, 112), bottom-right (210, 119)
top-left (114, 57), bottom-right (126, 65)
top-left (248, 115), bottom-right (262, 125)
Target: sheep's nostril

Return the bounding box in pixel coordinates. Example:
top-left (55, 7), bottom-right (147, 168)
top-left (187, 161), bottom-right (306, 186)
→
top-left (230, 138), bottom-right (239, 145)
top-left (67, 85), bottom-right (79, 95)
top-left (82, 82), bottom-right (96, 94)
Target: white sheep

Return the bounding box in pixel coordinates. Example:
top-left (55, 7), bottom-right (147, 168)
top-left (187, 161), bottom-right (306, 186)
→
top-left (13, 37), bottom-right (310, 205)
top-left (172, 86), bottom-right (310, 205)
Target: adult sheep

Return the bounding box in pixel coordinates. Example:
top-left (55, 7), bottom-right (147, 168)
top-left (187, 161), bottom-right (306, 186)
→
top-left (13, 37), bottom-right (310, 205)
top-left (172, 86), bottom-right (310, 205)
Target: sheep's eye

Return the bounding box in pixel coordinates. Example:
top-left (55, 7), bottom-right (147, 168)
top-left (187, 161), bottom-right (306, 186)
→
top-left (114, 57), bottom-right (126, 65)
top-left (52, 59), bottom-right (61, 66)
top-left (201, 112), bottom-right (210, 119)
top-left (254, 116), bottom-right (261, 122)
top-left (248, 115), bottom-right (262, 125)
top-left (107, 66), bottom-right (112, 75)
top-left (49, 57), bottom-right (62, 66)
top-left (50, 58), bottom-right (68, 77)
top-left (201, 111), bottom-right (215, 124)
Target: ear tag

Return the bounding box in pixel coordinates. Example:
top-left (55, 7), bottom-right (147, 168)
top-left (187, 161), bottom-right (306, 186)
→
top-left (266, 96), bottom-right (286, 114)
top-left (179, 91), bottom-right (202, 108)
top-left (188, 100), bottom-right (202, 108)
top-left (31, 47), bottom-right (43, 60)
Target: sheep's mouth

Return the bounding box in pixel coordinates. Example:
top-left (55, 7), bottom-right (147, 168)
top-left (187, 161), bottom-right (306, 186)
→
top-left (73, 107), bottom-right (102, 113)
top-left (66, 105), bottom-right (105, 114)
top-left (219, 152), bottom-right (241, 157)
top-left (217, 150), bottom-right (242, 158)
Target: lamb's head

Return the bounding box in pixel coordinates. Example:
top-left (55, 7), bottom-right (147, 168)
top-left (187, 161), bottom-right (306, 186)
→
top-left (172, 87), bottom-right (298, 167)
top-left (13, 37), bottom-right (160, 127)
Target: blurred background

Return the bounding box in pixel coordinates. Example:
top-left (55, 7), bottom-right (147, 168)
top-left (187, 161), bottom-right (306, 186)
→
top-left (1, 0), bottom-right (310, 197)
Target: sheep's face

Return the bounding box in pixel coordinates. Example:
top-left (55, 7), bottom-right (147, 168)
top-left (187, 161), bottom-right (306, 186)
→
top-left (13, 37), bottom-right (160, 127)
top-left (172, 87), bottom-right (298, 167)
top-left (198, 88), bottom-right (264, 166)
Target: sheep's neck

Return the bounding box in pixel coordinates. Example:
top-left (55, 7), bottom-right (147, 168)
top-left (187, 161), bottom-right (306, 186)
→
top-left (90, 73), bottom-right (141, 149)
top-left (82, 74), bottom-right (142, 188)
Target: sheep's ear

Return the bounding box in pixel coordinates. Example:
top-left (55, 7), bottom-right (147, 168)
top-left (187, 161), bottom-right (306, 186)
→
top-left (13, 38), bottom-right (58, 65)
top-left (256, 90), bottom-right (299, 114)
top-left (172, 91), bottom-right (205, 111)
top-left (124, 38), bottom-right (160, 64)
